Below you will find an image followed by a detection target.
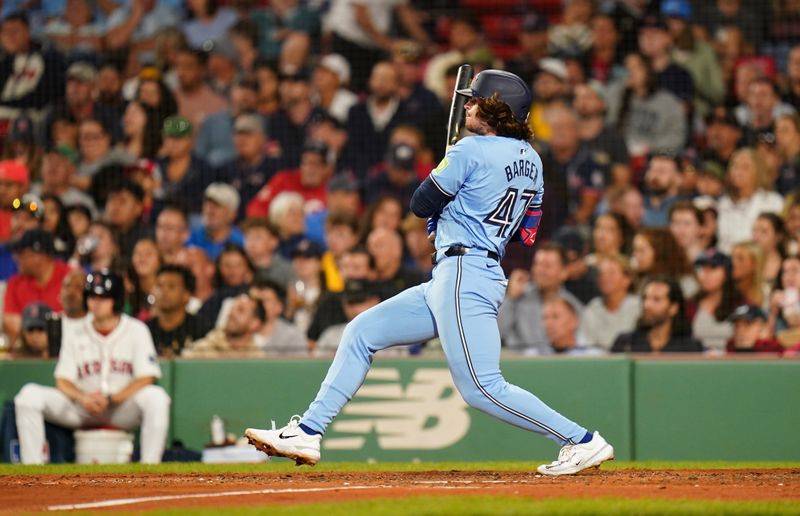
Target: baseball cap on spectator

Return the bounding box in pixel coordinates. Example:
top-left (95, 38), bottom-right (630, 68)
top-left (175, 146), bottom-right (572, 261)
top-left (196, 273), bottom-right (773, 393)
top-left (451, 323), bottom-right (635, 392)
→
top-left (699, 160), bottom-right (726, 181)
top-left (280, 67), bottom-right (312, 82)
top-left (694, 248), bottom-right (731, 269)
top-left (538, 58), bottom-right (568, 81)
top-left (109, 177), bottom-right (145, 203)
top-left (291, 239), bottom-right (324, 259)
top-left (693, 195), bottom-right (718, 214)
top-left (343, 279), bottom-right (380, 304)
top-left (12, 193), bottom-right (44, 220)
top-left (327, 174), bottom-right (359, 193)
top-left (553, 227), bottom-right (585, 259)
top-left (139, 66), bottom-right (162, 82)
top-left (392, 40), bottom-right (424, 63)
top-left (66, 61), bottom-right (97, 83)
top-left (318, 54), bottom-right (350, 85)
top-left (9, 115), bottom-right (34, 143)
top-left (387, 143), bottom-right (416, 170)
top-left (705, 106), bottom-right (740, 129)
top-left (234, 113), bottom-right (265, 134)
top-left (0, 160), bottom-right (29, 186)
top-left (727, 304), bottom-right (768, 323)
top-left (204, 182), bottom-right (240, 212)
top-left (303, 140), bottom-right (329, 160)
top-left (22, 302), bottom-right (53, 331)
top-left (46, 143), bottom-right (80, 165)
top-left (522, 11), bottom-right (549, 32)
top-left (203, 38), bottom-right (239, 64)
top-left (163, 115), bottom-right (193, 138)
top-left (8, 228), bottom-right (56, 255)
top-left (640, 15), bottom-right (668, 31)
top-left (660, 0), bottom-right (691, 19)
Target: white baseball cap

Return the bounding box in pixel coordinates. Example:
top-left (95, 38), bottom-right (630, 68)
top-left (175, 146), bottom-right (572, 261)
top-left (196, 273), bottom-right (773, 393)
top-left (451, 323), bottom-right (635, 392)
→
top-left (318, 54), bottom-right (351, 85)
top-left (204, 183), bottom-right (240, 212)
top-left (538, 58), bottom-right (568, 81)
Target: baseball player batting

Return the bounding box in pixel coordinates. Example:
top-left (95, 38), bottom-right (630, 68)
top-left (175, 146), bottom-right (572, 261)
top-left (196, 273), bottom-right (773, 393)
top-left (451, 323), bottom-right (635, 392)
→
top-left (14, 270), bottom-right (170, 464)
top-left (246, 69), bottom-right (614, 475)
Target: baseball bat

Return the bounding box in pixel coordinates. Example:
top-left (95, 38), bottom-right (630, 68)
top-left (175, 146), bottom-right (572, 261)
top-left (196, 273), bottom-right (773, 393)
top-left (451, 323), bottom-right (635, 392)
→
top-left (446, 64), bottom-right (474, 150)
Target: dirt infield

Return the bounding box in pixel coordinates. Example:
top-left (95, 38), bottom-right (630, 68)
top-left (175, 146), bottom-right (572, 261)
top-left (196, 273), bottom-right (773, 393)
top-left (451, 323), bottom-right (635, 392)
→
top-left (2, 468), bottom-right (799, 513)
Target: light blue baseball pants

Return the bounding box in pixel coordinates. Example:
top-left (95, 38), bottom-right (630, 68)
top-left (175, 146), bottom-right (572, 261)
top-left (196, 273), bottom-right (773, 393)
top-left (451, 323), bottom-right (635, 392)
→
top-left (301, 254), bottom-right (588, 447)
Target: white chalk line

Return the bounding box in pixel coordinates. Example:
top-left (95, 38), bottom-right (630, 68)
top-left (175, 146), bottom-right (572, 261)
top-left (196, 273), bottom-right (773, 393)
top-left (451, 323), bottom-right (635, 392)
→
top-left (47, 485), bottom-right (386, 511)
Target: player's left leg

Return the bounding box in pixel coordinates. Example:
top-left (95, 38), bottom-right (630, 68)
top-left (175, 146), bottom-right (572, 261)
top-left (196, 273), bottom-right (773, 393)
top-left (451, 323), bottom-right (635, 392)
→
top-left (108, 385), bottom-right (171, 464)
top-left (429, 256), bottom-right (613, 474)
top-left (246, 282), bottom-right (437, 465)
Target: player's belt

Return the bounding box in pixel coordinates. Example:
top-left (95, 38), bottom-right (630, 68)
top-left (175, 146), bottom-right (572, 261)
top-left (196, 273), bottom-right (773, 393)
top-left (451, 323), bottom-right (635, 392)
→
top-left (432, 245), bottom-right (500, 265)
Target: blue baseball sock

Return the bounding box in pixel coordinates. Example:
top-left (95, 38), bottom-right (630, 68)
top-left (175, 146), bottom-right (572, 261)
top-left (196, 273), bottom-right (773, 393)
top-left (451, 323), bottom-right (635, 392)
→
top-left (299, 423), bottom-right (322, 436)
top-left (578, 431), bottom-right (593, 444)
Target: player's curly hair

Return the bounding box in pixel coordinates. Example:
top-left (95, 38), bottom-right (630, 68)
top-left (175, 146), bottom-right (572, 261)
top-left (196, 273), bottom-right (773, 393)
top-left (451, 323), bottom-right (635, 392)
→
top-left (475, 94), bottom-right (533, 142)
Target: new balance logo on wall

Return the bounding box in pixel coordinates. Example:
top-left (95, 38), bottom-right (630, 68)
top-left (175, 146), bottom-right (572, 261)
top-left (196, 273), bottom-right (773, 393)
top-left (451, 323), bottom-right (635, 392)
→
top-left (324, 368), bottom-right (470, 450)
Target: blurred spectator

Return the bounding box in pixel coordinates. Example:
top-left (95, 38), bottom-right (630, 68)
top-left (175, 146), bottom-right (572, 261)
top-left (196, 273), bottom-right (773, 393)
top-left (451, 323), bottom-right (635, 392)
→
top-left (662, 0), bottom-right (725, 115)
top-left (344, 61), bottom-right (411, 177)
top-left (75, 118), bottom-right (117, 185)
top-left (689, 249), bottom-right (739, 352)
top-left (366, 226), bottom-right (423, 298)
top-left (315, 279), bottom-right (382, 355)
top-left (255, 59), bottom-right (281, 116)
top-left (573, 82), bottom-right (631, 187)
top-left (204, 38), bottom-right (240, 98)
top-left (326, 174), bottom-right (361, 218)
top-left (252, 0), bottom-right (319, 61)
top-left (731, 241), bottom-right (768, 306)
top-left (290, 238), bottom-right (325, 333)
top-left (307, 244), bottom-right (373, 346)
top-left (313, 53), bottom-right (357, 124)
top-left (703, 106), bottom-right (742, 172)
top-left (529, 58), bottom-right (569, 144)
top-left (498, 243), bottom-right (583, 354)
top-left (42, 0), bottom-right (104, 58)
top-left (638, 15), bottom-right (694, 111)
top-left (229, 20), bottom-right (259, 77)
top-left (196, 79), bottom-right (261, 167)
top-left (752, 213), bottom-right (786, 284)
top-left (219, 114), bottom-right (280, 219)
top-left (321, 212), bottom-right (359, 293)
top-left (606, 0), bottom-right (651, 57)
top-left (184, 293), bottom-right (266, 357)
top-left (0, 12), bottom-right (65, 110)
top-left (669, 201), bottom-right (705, 264)
top-left (612, 276), bottom-right (703, 352)
top-left (543, 297), bottom-right (604, 356)
top-left (401, 213), bottom-right (434, 277)
top-left (4, 229), bottom-right (70, 344)
top-left (0, 194), bottom-right (46, 281)
top-left (213, 242), bottom-right (254, 291)
top-left (105, 0), bottom-right (180, 54)
top-left (249, 277), bottom-right (307, 354)
top-left (104, 179), bottom-right (151, 258)
top-left (784, 45), bottom-right (800, 111)
top-left (186, 183), bottom-right (244, 260)
top-left (135, 67), bottom-right (179, 120)
top-left (775, 113), bottom-right (800, 195)
top-left (247, 141), bottom-right (331, 219)
top-left (740, 78), bottom-right (796, 146)
top-left (119, 100), bottom-right (162, 161)
top-left (717, 148), bottom-right (784, 252)
top-left (15, 302), bottom-right (54, 358)
top-left (41, 194), bottom-right (75, 258)
top-left (72, 221), bottom-right (119, 272)
top-left (183, 0), bottom-right (238, 49)
top-left (46, 268), bottom-right (87, 355)
top-left (33, 146), bottom-right (95, 211)
top-left (695, 161), bottom-right (726, 199)
top-left (580, 254), bottom-right (640, 351)
top-left (632, 227), bottom-right (696, 296)
top-left (770, 252), bottom-right (800, 346)
top-left (128, 237), bottom-right (161, 319)
top-left (157, 115), bottom-right (218, 214)
top-left (267, 69), bottom-right (323, 169)
top-left (241, 218), bottom-right (295, 292)
top-left (173, 48), bottom-right (228, 130)
top-left (97, 63), bottom-right (126, 114)
top-left (155, 204), bottom-right (189, 264)
top-left (784, 192), bottom-right (800, 240)
top-left (506, 11), bottom-right (549, 85)
top-left (607, 52), bottom-right (687, 156)
top-left (146, 264), bottom-right (203, 356)
top-left (541, 106), bottom-right (607, 225)
top-left (699, 0), bottom-right (765, 55)
top-left (269, 191), bottom-right (307, 259)
top-left (555, 228), bottom-right (600, 304)
top-left (588, 212), bottom-right (633, 266)
top-left (173, 245), bottom-right (215, 309)
top-left (726, 304), bottom-right (783, 353)
top-left (3, 115), bottom-right (42, 173)
top-left (364, 143), bottom-right (420, 209)
top-left (0, 160), bottom-right (30, 240)
top-left (309, 115), bottom-right (349, 171)
top-left (587, 13), bottom-right (624, 85)
top-left (642, 153), bottom-right (684, 227)
top-left (608, 185), bottom-right (645, 230)
top-left (550, 0), bottom-right (595, 56)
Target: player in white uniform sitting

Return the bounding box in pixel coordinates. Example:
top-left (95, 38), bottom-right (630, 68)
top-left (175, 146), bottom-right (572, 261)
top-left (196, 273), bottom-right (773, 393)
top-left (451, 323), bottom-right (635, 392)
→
top-left (14, 270), bottom-right (171, 464)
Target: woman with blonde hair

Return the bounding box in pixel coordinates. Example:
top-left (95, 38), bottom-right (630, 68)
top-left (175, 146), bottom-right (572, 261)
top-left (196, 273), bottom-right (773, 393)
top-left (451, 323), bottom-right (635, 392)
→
top-left (775, 113), bottom-right (800, 195)
top-left (717, 148), bottom-right (784, 252)
top-left (731, 241), bottom-right (768, 306)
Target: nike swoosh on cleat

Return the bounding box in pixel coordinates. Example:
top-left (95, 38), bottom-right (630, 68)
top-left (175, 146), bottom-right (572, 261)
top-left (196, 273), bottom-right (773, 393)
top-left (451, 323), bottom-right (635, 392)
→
top-left (279, 433), bottom-right (298, 439)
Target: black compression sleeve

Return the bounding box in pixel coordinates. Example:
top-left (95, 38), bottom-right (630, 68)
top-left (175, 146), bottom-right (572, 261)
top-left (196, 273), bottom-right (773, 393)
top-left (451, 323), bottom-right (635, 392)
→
top-left (410, 177), bottom-right (453, 218)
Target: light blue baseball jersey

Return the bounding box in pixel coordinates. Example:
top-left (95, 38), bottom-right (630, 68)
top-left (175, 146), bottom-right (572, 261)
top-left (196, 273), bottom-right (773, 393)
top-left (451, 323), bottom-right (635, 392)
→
top-left (428, 135), bottom-right (544, 259)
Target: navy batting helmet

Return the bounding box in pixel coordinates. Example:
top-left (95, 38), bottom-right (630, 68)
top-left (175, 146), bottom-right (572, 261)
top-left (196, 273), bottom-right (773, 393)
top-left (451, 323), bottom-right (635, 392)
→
top-left (456, 69), bottom-right (532, 123)
top-left (84, 269), bottom-right (125, 313)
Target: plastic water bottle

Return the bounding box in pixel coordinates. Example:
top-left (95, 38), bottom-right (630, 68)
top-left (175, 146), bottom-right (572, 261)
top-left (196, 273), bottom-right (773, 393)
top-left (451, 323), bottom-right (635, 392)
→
top-left (210, 415), bottom-right (225, 446)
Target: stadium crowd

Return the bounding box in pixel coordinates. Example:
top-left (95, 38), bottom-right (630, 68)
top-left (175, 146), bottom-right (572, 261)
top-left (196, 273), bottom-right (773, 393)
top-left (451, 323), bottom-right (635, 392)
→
top-left (2, 0), bottom-right (800, 359)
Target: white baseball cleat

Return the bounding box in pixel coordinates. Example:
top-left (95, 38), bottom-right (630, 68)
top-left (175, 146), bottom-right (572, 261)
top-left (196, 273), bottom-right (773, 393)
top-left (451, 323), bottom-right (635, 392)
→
top-left (244, 415), bottom-right (321, 466)
top-left (537, 431), bottom-right (614, 476)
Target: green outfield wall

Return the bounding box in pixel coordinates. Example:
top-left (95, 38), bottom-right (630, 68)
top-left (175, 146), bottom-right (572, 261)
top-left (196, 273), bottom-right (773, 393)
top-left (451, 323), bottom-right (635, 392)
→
top-left (1, 357), bottom-right (798, 461)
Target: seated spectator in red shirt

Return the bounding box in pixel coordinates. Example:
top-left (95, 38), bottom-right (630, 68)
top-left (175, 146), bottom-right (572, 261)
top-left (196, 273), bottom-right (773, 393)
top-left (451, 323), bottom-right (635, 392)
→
top-left (726, 304), bottom-right (784, 354)
top-left (0, 160), bottom-right (30, 241)
top-left (246, 141), bottom-right (331, 218)
top-left (4, 229), bottom-right (71, 345)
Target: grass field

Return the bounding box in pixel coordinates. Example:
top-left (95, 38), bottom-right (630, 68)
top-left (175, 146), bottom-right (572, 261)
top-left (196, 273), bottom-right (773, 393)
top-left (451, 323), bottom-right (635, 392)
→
top-left (3, 461), bottom-right (799, 515)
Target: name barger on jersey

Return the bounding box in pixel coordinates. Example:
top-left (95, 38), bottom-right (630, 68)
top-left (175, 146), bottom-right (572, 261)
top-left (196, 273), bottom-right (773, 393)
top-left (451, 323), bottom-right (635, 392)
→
top-left (76, 359), bottom-right (134, 379)
top-left (505, 159), bottom-right (539, 182)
